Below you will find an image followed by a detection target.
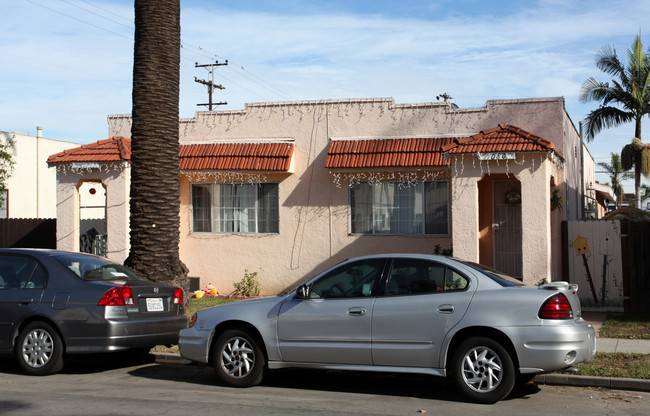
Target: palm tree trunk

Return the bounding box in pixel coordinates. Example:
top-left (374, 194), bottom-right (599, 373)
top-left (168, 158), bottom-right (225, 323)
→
top-left (125, 0), bottom-right (188, 293)
top-left (635, 118), bottom-right (643, 209)
top-left (635, 152), bottom-right (642, 209)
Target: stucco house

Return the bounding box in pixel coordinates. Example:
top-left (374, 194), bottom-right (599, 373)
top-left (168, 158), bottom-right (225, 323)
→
top-left (1, 128), bottom-right (78, 219)
top-left (48, 97), bottom-right (595, 293)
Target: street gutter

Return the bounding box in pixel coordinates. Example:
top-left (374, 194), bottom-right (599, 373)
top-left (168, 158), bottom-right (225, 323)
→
top-left (151, 352), bottom-right (650, 393)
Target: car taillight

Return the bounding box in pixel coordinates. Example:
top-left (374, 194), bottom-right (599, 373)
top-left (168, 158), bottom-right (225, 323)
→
top-left (98, 286), bottom-right (135, 306)
top-left (538, 293), bottom-right (573, 319)
top-left (173, 287), bottom-right (184, 305)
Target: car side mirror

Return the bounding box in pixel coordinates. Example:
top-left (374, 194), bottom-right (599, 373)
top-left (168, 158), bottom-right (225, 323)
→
top-left (295, 284), bottom-right (311, 300)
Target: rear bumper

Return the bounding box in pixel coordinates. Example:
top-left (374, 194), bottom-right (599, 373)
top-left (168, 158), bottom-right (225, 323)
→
top-left (64, 315), bottom-right (188, 353)
top-left (503, 319), bottom-right (596, 374)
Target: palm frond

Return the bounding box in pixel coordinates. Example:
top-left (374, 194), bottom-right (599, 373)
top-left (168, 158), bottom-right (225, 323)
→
top-left (596, 44), bottom-right (623, 76)
top-left (582, 106), bottom-right (634, 141)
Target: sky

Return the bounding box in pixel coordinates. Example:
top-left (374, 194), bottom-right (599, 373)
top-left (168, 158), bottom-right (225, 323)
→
top-left (1, 0), bottom-right (649, 190)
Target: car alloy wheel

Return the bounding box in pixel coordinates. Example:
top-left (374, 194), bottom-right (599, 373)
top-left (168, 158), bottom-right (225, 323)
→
top-left (451, 337), bottom-right (515, 404)
top-left (213, 329), bottom-right (266, 387)
top-left (460, 345), bottom-right (503, 392)
top-left (16, 321), bottom-right (64, 375)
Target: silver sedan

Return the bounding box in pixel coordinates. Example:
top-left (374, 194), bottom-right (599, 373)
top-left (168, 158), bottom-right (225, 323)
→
top-left (179, 254), bottom-right (595, 403)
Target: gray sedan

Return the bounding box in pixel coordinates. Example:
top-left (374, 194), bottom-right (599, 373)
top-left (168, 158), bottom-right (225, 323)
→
top-left (0, 249), bottom-right (187, 375)
top-left (179, 254), bottom-right (595, 403)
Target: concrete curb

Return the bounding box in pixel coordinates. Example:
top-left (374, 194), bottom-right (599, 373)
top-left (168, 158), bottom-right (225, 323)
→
top-left (152, 353), bottom-right (650, 393)
top-left (533, 373), bottom-right (650, 392)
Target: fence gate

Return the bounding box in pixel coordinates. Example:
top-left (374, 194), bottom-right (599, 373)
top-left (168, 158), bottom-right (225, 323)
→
top-left (564, 220), bottom-right (624, 311)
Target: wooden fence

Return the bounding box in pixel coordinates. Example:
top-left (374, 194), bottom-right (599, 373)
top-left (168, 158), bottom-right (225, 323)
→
top-left (563, 220), bottom-right (650, 313)
top-left (0, 218), bottom-right (56, 249)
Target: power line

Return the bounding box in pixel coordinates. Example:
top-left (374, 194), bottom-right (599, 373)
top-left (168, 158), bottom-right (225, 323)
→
top-left (23, 0), bottom-right (297, 104)
top-left (25, 0), bottom-right (131, 40)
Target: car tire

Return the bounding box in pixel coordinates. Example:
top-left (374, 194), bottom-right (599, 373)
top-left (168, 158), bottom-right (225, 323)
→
top-left (213, 329), bottom-right (266, 387)
top-left (450, 337), bottom-right (515, 404)
top-left (16, 321), bottom-right (64, 376)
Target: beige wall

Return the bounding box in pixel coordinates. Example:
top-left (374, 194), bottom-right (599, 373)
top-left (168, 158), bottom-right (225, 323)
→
top-left (104, 97), bottom-right (575, 293)
top-left (54, 163), bottom-right (130, 263)
top-left (1, 130), bottom-right (78, 218)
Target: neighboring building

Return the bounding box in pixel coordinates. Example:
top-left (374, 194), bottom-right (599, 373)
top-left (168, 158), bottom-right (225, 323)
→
top-left (50, 97), bottom-right (593, 293)
top-left (581, 145), bottom-right (616, 218)
top-left (1, 128), bottom-right (78, 219)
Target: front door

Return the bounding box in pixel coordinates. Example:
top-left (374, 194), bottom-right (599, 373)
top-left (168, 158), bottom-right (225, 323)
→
top-left (277, 258), bottom-right (385, 364)
top-left (492, 180), bottom-right (522, 278)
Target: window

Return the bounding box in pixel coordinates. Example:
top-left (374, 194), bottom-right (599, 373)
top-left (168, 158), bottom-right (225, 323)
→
top-left (52, 253), bottom-right (147, 282)
top-left (309, 259), bottom-right (385, 299)
top-left (192, 183), bottom-right (279, 233)
top-left (385, 258), bottom-right (468, 296)
top-left (350, 181), bottom-right (448, 235)
top-left (0, 255), bottom-right (48, 289)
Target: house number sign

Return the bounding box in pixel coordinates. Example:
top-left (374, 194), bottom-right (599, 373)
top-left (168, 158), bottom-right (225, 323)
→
top-left (478, 152), bottom-right (516, 161)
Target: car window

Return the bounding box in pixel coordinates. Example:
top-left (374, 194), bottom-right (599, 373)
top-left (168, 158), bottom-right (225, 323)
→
top-left (309, 259), bottom-right (384, 299)
top-left (464, 262), bottom-right (524, 287)
top-left (52, 253), bottom-right (148, 282)
top-left (385, 259), bottom-right (469, 295)
top-left (0, 254), bottom-right (48, 289)
top-left (445, 269), bottom-right (469, 291)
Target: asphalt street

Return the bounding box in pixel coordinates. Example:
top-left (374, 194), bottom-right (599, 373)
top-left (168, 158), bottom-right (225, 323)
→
top-left (1, 355), bottom-right (649, 416)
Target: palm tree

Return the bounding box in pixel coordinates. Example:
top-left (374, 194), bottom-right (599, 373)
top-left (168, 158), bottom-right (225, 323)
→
top-left (621, 138), bottom-right (650, 207)
top-left (598, 152), bottom-right (633, 209)
top-left (580, 35), bottom-right (650, 208)
top-left (125, 0), bottom-right (188, 295)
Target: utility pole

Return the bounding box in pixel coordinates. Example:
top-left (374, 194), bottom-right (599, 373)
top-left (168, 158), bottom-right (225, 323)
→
top-left (195, 60), bottom-right (228, 110)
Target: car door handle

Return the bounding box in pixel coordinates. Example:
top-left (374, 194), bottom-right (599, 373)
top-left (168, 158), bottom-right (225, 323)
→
top-left (18, 298), bottom-right (34, 305)
top-left (437, 304), bottom-right (455, 314)
top-left (347, 307), bottom-right (367, 316)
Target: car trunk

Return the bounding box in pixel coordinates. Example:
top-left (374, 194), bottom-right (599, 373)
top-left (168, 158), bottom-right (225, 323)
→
top-left (107, 280), bottom-right (181, 318)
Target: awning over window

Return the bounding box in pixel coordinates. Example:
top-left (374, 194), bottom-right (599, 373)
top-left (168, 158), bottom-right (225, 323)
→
top-left (326, 124), bottom-right (560, 169)
top-left (180, 142), bottom-right (294, 171)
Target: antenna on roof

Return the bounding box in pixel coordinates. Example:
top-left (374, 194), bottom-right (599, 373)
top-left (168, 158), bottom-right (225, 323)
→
top-left (436, 93), bottom-right (458, 109)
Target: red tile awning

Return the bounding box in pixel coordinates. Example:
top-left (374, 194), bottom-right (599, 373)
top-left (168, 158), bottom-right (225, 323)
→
top-left (179, 142), bottom-right (294, 171)
top-left (47, 137), bottom-right (131, 164)
top-left (326, 137), bottom-right (455, 168)
top-left (325, 124), bottom-right (559, 169)
top-left (48, 138), bottom-right (294, 172)
top-left (442, 124), bottom-right (556, 154)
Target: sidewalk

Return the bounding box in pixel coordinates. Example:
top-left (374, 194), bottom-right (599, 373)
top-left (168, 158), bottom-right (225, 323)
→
top-left (153, 312), bottom-right (650, 393)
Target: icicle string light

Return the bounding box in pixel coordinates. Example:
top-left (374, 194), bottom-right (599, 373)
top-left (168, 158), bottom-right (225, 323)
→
top-left (182, 171), bottom-right (268, 184)
top-left (330, 169), bottom-right (449, 188)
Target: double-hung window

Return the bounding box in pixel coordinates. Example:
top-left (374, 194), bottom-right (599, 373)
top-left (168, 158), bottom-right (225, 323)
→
top-left (350, 181), bottom-right (448, 235)
top-left (192, 183), bottom-right (279, 233)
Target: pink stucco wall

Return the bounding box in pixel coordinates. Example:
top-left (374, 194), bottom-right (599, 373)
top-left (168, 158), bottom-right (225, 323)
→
top-left (101, 97), bottom-right (575, 293)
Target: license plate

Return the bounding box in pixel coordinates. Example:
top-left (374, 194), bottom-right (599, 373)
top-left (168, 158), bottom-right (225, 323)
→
top-left (146, 298), bottom-right (164, 312)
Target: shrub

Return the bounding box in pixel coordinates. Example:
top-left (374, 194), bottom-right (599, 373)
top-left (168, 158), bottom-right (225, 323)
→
top-left (233, 269), bottom-right (261, 297)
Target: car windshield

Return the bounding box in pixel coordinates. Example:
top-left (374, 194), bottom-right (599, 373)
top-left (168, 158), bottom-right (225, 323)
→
top-left (463, 261), bottom-right (525, 287)
top-left (53, 253), bottom-right (148, 282)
